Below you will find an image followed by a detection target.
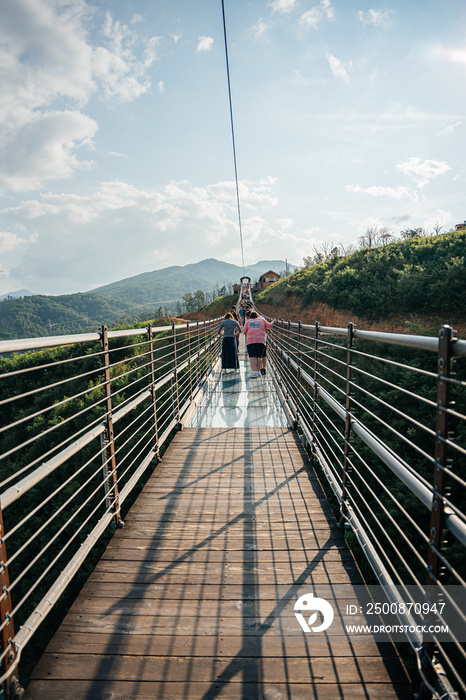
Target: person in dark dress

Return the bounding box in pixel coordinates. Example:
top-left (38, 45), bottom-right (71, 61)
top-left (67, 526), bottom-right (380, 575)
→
top-left (230, 306), bottom-right (241, 324)
top-left (218, 312), bottom-right (241, 371)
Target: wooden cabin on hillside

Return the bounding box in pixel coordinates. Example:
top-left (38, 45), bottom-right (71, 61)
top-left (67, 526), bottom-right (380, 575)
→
top-left (258, 270), bottom-right (280, 289)
top-left (233, 270), bottom-right (281, 294)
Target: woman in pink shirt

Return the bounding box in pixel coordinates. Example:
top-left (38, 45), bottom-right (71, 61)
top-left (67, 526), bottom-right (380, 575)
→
top-left (243, 311), bottom-right (274, 379)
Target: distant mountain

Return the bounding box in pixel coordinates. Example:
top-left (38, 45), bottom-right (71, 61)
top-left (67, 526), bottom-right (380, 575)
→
top-left (0, 289), bottom-right (35, 301)
top-left (0, 259), bottom-right (298, 340)
top-left (91, 258), bottom-right (298, 306)
top-left (244, 260), bottom-right (296, 278)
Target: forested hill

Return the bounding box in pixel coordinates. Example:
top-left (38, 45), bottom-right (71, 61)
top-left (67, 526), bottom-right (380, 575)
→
top-left (0, 293), bottom-right (143, 341)
top-left (256, 230), bottom-right (466, 322)
top-left (91, 258), bottom-right (294, 304)
top-left (0, 258), bottom-right (295, 340)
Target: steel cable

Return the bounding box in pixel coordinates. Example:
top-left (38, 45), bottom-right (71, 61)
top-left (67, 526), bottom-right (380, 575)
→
top-left (221, 0), bottom-right (245, 274)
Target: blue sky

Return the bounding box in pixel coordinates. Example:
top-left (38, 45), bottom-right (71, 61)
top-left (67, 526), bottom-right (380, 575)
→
top-left (0, 0), bottom-right (465, 295)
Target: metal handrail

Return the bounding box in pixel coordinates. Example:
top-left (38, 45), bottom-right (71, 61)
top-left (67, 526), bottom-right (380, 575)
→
top-left (0, 318), bottom-right (221, 692)
top-left (266, 319), bottom-right (466, 700)
top-left (1, 307), bottom-right (465, 698)
top-left (275, 320), bottom-right (466, 357)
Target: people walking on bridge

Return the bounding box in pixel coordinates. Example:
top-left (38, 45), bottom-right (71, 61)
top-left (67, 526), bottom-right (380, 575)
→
top-left (230, 305), bottom-right (241, 324)
top-left (218, 312), bottom-right (241, 371)
top-left (243, 311), bottom-right (274, 379)
top-left (238, 305), bottom-right (245, 326)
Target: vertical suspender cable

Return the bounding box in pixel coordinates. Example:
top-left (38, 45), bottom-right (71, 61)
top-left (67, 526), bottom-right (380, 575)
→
top-left (221, 0), bottom-right (246, 275)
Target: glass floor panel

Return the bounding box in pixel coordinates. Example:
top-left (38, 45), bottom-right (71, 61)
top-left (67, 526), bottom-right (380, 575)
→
top-left (188, 342), bottom-right (289, 429)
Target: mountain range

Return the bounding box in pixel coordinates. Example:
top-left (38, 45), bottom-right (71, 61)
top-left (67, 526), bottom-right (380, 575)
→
top-left (0, 259), bottom-right (296, 340)
top-left (0, 289), bottom-right (35, 301)
top-left (89, 258), bottom-right (296, 306)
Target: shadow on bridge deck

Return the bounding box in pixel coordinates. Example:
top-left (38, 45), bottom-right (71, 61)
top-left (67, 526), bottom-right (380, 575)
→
top-left (24, 340), bottom-right (411, 699)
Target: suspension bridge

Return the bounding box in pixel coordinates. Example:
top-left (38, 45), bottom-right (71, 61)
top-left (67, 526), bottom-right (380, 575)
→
top-left (0, 286), bottom-right (465, 700)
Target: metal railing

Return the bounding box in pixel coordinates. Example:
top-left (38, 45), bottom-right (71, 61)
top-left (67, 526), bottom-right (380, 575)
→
top-left (1, 302), bottom-right (466, 699)
top-left (0, 319), bottom-right (221, 694)
top-left (266, 319), bottom-right (466, 699)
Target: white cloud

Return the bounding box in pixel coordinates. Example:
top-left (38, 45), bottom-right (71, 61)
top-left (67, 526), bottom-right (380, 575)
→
top-left (321, 0), bottom-right (335, 20)
top-left (251, 19), bottom-right (268, 38)
top-left (0, 111), bottom-right (98, 191)
top-left (327, 54), bottom-right (352, 82)
top-left (299, 8), bottom-right (321, 30)
top-left (0, 0), bottom-right (160, 192)
top-left (2, 178), bottom-right (280, 293)
top-left (197, 36), bottom-right (214, 52)
top-left (277, 218), bottom-right (294, 229)
top-left (396, 158), bottom-right (451, 188)
top-left (130, 14), bottom-right (144, 26)
top-left (439, 121), bottom-right (463, 135)
top-left (365, 105), bottom-right (465, 133)
top-left (423, 209), bottom-right (451, 232)
top-left (300, 0), bottom-right (334, 29)
top-left (157, 80), bottom-right (165, 93)
top-left (346, 184), bottom-right (419, 201)
top-left (358, 9), bottom-right (392, 28)
top-left (0, 231), bottom-right (22, 253)
top-left (270, 0), bottom-right (298, 13)
top-left (434, 47), bottom-right (466, 66)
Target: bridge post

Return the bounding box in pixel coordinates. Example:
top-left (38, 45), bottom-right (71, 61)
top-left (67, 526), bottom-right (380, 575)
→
top-left (311, 322), bottom-right (320, 461)
top-left (421, 324), bottom-right (454, 690)
top-left (286, 321), bottom-right (293, 408)
top-left (202, 322), bottom-right (208, 378)
top-left (271, 320), bottom-right (284, 400)
top-left (283, 320), bottom-right (288, 398)
top-left (147, 324), bottom-right (160, 462)
top-left (0, 506), bottom-right (17, 698)
top-left (196, 321), bottom-right (201, 388)
top-left (171, 322), bottom-right (181, 428)
top-left (186, 322), bottom-right (193, 402)
top-left (294, 321), bottom-right (302, 431)
top-left (340, 322), bottom-right (354, 524)
top-left (208, 320), bottom-right (214, 373)
top-left (100, 326), bottom-right (123, 528)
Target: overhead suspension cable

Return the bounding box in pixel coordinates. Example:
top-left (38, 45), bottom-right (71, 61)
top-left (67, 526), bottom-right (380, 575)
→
top-left (221, 0), bottom-right (246, 276)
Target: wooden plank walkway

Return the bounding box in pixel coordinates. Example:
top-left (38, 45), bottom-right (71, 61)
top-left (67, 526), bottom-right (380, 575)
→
top-left (24, 427), bottom-right (411, 699)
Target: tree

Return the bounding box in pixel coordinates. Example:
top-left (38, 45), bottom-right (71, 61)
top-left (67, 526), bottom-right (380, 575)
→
top-left (181, 290), bottom-right (206, 312)
top-left (358, 226), bottom-right (392, 249)
top-left (400, 227), bottom-right (425, 240)
top-left (338, 243), bottom-right (356, 257)
top-left (193, 290), bottom-right (206, 309)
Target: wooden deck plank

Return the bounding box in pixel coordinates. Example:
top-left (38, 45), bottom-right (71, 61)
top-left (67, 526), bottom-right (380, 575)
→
top-left (45, 631), bottom-right (401, 657)
top-left (24, 680), bottom-right (412, 700)
top-left (23, 427), bottom-right (410, 699)
top-left (78, 582), bottom-right (360, 601)
top-left (30, 653), bottom-right (406, 684)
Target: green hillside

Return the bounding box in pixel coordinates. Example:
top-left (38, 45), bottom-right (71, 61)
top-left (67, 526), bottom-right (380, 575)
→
top-left (0, 258), bottom-right (294, 340)
top-left (91, 258), bottom-right (294, 305)
top-left (256, 230), bottom-right (466, 321)
top-left (0, 293), bottom-right (144, 340)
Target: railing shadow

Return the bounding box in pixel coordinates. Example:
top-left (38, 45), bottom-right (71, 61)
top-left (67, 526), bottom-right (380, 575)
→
top-left (79, 428), bottom-right (402, 699)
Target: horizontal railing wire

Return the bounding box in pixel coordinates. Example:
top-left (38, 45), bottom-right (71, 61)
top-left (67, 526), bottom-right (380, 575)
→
top-left (265, 318), bottom-right (466, 700)
top-left (0, 318), bottom-right (221, 690)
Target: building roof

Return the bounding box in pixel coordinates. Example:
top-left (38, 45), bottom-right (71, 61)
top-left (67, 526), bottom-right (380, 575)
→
top-left (258, 270), bottom-right (280, 281)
